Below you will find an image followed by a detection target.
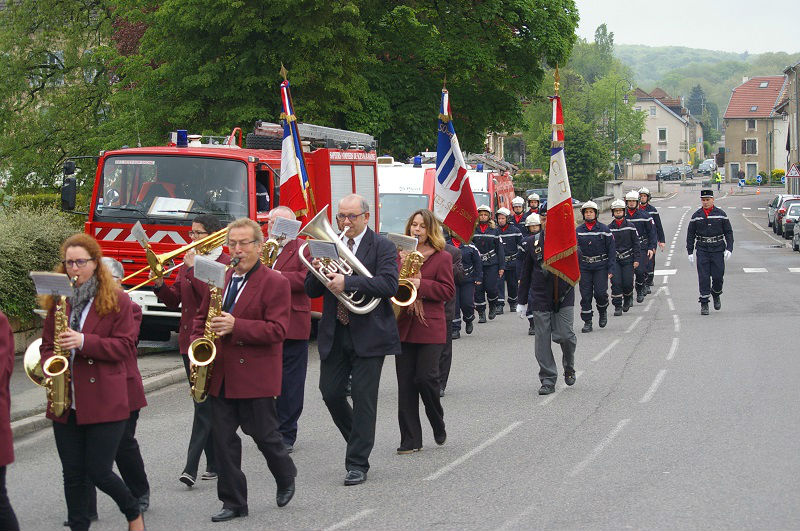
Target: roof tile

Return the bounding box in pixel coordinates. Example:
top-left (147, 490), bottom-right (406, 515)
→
top-left (724, 76), bottom-right (787, 119)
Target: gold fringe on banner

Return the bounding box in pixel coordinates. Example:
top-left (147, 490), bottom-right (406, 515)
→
top-left (542, 247), bottom-right (580, 286)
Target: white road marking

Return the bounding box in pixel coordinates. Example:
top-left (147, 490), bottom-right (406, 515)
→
top-left (654, 269), bottom-right (677, 275)
top-left (424, 422), bottom-right (522, 481)
top-left (757, 207), bottom-right (766, 211)
top-left (591, 341), bottom-right (619, 363)
top-left (655, 286), bottom-right (670, 296)
top-left (668, 206), bottom-right (676, 209)
top-left (539, 371), bottom-right (585, 406)
top-left (640, 369), bottom-right (668, 403)
top-left (741, 214), bottom-right (785, 244)
top-left (672, 314), bottom-right (680, 332)
top-left (643, 299), bottom-right (655, 312)
top-left (789, 268), bottom-right (800, 273)
top-left (666, 337), bottom-right (679, 361)
top-left (743, 267), bottom-right (768, 273)
top-left (324, 509), bottom-right (376, 531)
top-left (624, 316), bottom-right (643, 334)
top-left (664, 261), bottom-right (671, 266)
top-left (667, 298), bottom-right (674, 311)
top-left (569, 419), bottom-right (631, 477)
top-left (728, 206), bottom-right (737, 209)
top-left (742, 207), bottom-right (751, 210)
top-left (662, 275), bottom-right (669, 284)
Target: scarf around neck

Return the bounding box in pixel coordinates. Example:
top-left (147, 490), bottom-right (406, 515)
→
top-left (69, 275), bottom-right (98, 331)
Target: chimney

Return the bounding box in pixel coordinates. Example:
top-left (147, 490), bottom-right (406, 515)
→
top-left (742, 76), bottom-right (749, 84)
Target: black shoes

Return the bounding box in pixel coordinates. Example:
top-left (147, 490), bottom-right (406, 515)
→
top-left (701, 302), bottom-right (709, 315)
top-left (538, 384), bottom-right (555, 395)
top-left (528, 322), bottom-right (535, 335)
top-left (581, 321), bottom-right (592, 333)
top-left (712, 293), bottom-right (721, 310)
top-left (598, 309), bottom-right (608, 328)
top-left (439, 387), bottom-right (445, 397)
top-left (283, 442), bottom-right (294, 454)
top-left (396, 447), bottom-right (422, 455)
top-left (613, 306), bottom-right (623, 317)
top-left (434, 429), bottom-right (447, 446)
top-left (179, 472), bottom-right (196, 488)
top-left (451, 329), bottom-right (461, 340)
top-left (509, 303), bottom-right (517, 313)
top-left (465, 320), bottom-right (474, 334)
top-left (488, 306), bottom-right (496, 320)
top-left (276, 480), bottom-right (295, 507)
top-left (138, 491), bottom-right (150, 513)
top-left (201, 471), bottom-right (218, 480)
top-left (564, 368), bottom-right (576, 386)
top-left (623, 295), bottom-right (632, 312)
top-left (344, 470), bottom-right (367, 486)
top-left (495, 303), bottom-right (504, 315)
top-left (211, 507), bottom-right (248, 522)
top-left (645, 284), bottom-right (652, 295)
top-left (477, 311), bottom-right (487, 324)
top-left (636, 291), bottom-right (645, 303)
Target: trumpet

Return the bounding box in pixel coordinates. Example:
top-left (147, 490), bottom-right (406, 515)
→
top-left (298, 206), bottom-right (380, 315)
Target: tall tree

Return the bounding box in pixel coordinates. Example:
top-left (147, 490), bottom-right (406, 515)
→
top-left (687, 84), bottom-right (705, 117)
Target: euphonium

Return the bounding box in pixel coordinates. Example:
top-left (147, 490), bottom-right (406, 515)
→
top-left (391, 248), bottom-right (425, 314)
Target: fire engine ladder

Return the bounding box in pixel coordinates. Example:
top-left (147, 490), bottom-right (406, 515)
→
top-left (254, 121), bottom-right (376, 151)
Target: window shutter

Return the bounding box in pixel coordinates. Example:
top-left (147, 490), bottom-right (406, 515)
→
top-left (741, 139), bottom-right (746, 154)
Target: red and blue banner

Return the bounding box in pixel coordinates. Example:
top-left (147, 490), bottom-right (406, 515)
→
top-left (279, 79), bottom-right (309, 218)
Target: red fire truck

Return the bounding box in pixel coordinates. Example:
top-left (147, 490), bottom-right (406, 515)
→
top-left (61, 123), bottom-right (379, 339)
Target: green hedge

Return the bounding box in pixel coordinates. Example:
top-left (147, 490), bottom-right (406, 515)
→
top-left (7, 192), bottom-right (61, 211)
top-left (0, 206), bottom-right (81, 322)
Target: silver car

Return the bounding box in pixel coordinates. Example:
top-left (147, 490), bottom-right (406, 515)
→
top-left (783, 203), bottom-right (800, 239)
top-left (768, 194), bottom-right (800, 227)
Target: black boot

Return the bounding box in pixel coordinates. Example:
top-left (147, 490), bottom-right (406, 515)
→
top-left (712, 293), bottom-right (721, 310)
top-left (614, 305), bottom-right (623, 316)
top-left (465, 320), bottom-right (474, 334)
top-left (598, 308), bottom-right (608, 328)
top-left (622, 295), bottom-right (632, 312)
top-left (645, 284), bottom-right (652, 295)
top-left (581, 320), bottom-right (592, 333)
top-left (509, 303), bottom-right (517, 313)
top-left (488, 304), bottom-right (496, 320)
top-left (477, 310), bottom-right (487, 323)
top-left (451, 329), bottom-right (460, 340)
top-left (700, 301), bottom-right (709, 315)
top-left (495, 302), bottom-right (504, 315)
top-left (527, 318), bottom-right (535, 336)
top-left (636, 288), bottom-right (645, 303)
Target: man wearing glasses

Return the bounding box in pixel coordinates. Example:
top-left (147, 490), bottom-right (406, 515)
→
top-left (192, 218), bottom-right (296, 522)
top-left (305, 194), bottom-right (400, 486)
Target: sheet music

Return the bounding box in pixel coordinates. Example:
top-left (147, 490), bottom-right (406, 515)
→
top-left (308, 241), bottom-right (340, 261)
top-left (270, 217), bottom-right (301, 242)
top-left (130, 221), bottom-right (149, 249)
top-left (387, 233), bottom-right (418, 252)
top-left (148, 197), bottom-right (194, 218)
top-left (29, 272), bottom-right (74, 297)
top-left (193, 256), bottom-right (227, 288)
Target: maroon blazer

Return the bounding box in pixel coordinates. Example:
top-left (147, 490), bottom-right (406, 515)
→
top-left (41, 290), bottom-right (138, 425)
top-left (126, 304), bottom-right (147, 412)
top-left (0, 311), bottom-right (14, 466)
top-left (397, 249), bottom-right (455, 344)
top-left (156, 253), bottom-right (231, 354)
top-left (272, 239), bottom-right (311, 341)
top-left (191, 263), bottom-right (290, 399)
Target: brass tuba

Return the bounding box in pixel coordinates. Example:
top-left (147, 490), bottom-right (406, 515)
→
top-left (297, 206), bottom-right (380, 315)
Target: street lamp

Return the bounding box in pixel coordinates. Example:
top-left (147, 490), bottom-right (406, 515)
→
top-left (613, 79), bottom-right (633, 179)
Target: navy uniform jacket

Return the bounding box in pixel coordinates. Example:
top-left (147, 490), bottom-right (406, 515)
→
top-left (446, 236), bottom-right (482, 283)
top-left (522, 208), bottom-right (539, 222)
top-left (518, 231), bottom-right (575, 311)
top-left (608, 217), bottom-right (643, 265)
top-left (686, 206), bottom-right (734, 254)
top-left (498, 224), bottom-right (523, 269)
top-left (472, 224), bottom-right (505, 269)
top-left (509, 212), bottom-right (527, 233)
top-left (517, 232), bottom-right (538, 275)
top-left (625, 208), bottom-right (657, 251)
top-left (576, 221), bottom-right (617, 275)
top-left (640, 204), bottom-right (665, 244)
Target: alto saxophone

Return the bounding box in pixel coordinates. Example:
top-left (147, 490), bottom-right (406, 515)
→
top-left (260, 236), bottom-right (283, 267)
top-left (391, 249), bottom-right (425, 317)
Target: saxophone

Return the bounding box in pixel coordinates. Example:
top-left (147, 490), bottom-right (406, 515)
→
top-left (259, 237), bottom-right (282, 267)
top-left (391, 249), bottom-right (425, 317)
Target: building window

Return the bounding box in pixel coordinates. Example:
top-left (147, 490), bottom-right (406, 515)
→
top-left (649, 106), bottom-right (656, 116)
top-left (746, 163), bottom-right (758, 178)
top-left (750, 105), bottom-right (758, 112)
top-left (741, 139), bottom-right (757, 155)
top-left (730, 163), bottom-right (740, 180)
top-left (658, 128), bottom-right (667, 143)
top-left (658, 150), bottom-right (667, 163)
top-left (759, 81), bottom-right (769, 88)
top-left (746, 119), bottom-right (756, 130)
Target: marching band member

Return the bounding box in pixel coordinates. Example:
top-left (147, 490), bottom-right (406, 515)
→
top-left (472, 205), bottom-right (504, 323)
top-left (518, 214), bottom-right (542, 336)
top-left (495, 207), bottom-right (522, 314)
top-left (0, 311), bottom-right (19, 531)
top-left (395, 210), bottom-right (455, 453)
top-left (576, 201), bottom-right (615, 333)
top-left (447, 231), bottom-right (482, 338)
top-left (267, 206), bottom-right (311, 453)
top-left (192, 218), bottom-right (296, 521)
top-left (41, 234), bottom-right (144, 531)
top-left (154, 214), bottom-right (228, 487)
top-left (304, 194), bottom-right (400, 486)
top-left (638, 187), bottom-right (665, 292)
top-left (624, 191), bottom-right (656, 303)
top-left (608, 200), bottom-right (642, 315)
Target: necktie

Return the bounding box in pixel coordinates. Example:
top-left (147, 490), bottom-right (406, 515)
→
top-left (336, 238), bottom-right (356, 324)
top-left (222, 277), bottom-right (243, 313)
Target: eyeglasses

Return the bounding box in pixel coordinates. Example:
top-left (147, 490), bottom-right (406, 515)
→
top-left (228, 239), bottom-right (257, 249)
top-left (336, 212), bottom-right (366, 222)
top-left (62, 258), bottom-right (94, 268)
top-left (188, 230), bottom-right (208, 237)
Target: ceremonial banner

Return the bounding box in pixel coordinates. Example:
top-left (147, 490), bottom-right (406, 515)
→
top-left (279, 75), bottom-right (310, 218)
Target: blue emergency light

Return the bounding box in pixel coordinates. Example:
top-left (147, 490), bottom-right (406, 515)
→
top-left (176, 129), bottom-right (188, 148)
top-left (476, 163), bottom-right (484, 172)
top-left (413, 156), bottom-right (422, 168)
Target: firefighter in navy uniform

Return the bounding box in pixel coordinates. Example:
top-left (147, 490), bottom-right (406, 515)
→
top-left (446, 234), bottom-right (482, 336)
top-left (509, 197), bottom-right (528, 232)
top-left (687, 189), bottom-right (734, 315)
top-left (518, 214), bottom-right (542, 335)
top-left (495, 207), bottom-right (522, 314)
top-left (608, 199), bottom-right (642, 315)
top-left (624, 190), bottom-right (656, 303)
top-left (638, 187), bottom-right (665, 292)
top-left (472, 204), bottom-right (504, 323)
top-left (576, 201), bottom-right (615, 333)
top-left (523, 193), bottom-right (540, 222)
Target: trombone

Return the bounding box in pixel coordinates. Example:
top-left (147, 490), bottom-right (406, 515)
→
top-left (123, 227), bottom-right (228, 293)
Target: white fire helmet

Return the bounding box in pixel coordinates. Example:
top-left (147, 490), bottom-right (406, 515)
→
top-left (611, 199), bottom-right (626, 210)
top-left (525, 213), bottom-right (541, 226)
top-left (496, 207), bottom-right (511, 217)
top-left (625, 190), bottom-right (639, 202)
top-left (511, 196), bottom-right (525, 207)
top-left (477, 204), bottom-right (492, 213)
top-left (581, 200), bottom-right (599, 213)
top-left (638, 187), bottom-right (651, 197)
top-left (527, 193), bottom-right (540, 202)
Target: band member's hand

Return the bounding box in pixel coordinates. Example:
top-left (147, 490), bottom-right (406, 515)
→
top-left (658, 242), bottom-right (665, 251)
top-left (311, 258), bottom-right (323, 270)
top-left (475, 281), bottom-right (482, 285)
top-left (148, 269), bottom-right (164, 287)
top-left (409, 277), bottom-right (420, 289)
top-left (210, 312), bottom-right (235, 336)
top-left (724, 250), bottom-right (732, 261)
top-left (58, 329), bottom-right (84, 351)
top-left (688, 254), bottom-right (695, 264)
top-left (399, 250), bottom-right (409, 261)
top-left (647, 249), bottom-right (654, 259)
top-left (608, 273), bottom-right (613, 279)
top-left (183, 248), bottom-right (196, 268)
top-left (498, 269), bottom-right (505, 278)
top-left (326, 272), bottom-right (346, 294)
top-left (633, 261), bottom-right (639, 268)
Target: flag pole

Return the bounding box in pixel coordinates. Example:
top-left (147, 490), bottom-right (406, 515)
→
top-left (280, 64), bottom-right (316, 215)
top-left (553, 65), bottom-right (560, 307)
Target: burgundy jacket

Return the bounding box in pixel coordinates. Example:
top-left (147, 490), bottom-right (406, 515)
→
top-left (41, 290), bottom-right (139, 425)
top-left (155, 253), bottom-right (231, 354)
top-left (191, 263), bottom-right (290, 399)
top-left (0, 311), bottom-right (14, 466)
top-left (126, 304), bottom-right (146, 412)
top-left (272, 239), bottom-right (311, 341)
top-left (397, 249), bottom-right (455, 344)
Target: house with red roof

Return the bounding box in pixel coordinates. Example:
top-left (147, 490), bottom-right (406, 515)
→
top-left (632, 87), bottom-right (703, 166)
top-left (723, 76), bottom-right (788, 182)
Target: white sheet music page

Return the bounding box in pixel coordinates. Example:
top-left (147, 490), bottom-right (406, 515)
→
top-left (193, 256), bottom-right (227, 288)
top-left (270, 217), bottom-right (301, 242)
top-left (29, 272), bottom-right (74, 297)
top-left (387, 233), bottom-right (418, 252)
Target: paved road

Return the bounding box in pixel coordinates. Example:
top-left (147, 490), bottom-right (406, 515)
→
top-left (9, 184), bottom-right (800, 530)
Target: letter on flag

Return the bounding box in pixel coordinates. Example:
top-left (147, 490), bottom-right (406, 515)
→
top-left (542, 94), bottom-right (580, 285)
top-left (433, 89), bottom-right (478, 243)
top-left (279, 78), bottom-right (309, 218)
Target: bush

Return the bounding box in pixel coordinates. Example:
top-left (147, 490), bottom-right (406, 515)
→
top-left (8, 192), bottom-right (60, 210)
top-left (0, 206), bottom-right (81, 323)
top-left (773, 168), bottom-right (786, 179)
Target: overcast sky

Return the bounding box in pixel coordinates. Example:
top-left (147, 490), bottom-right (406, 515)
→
top-left (574, 0), bottom-right (800, 54)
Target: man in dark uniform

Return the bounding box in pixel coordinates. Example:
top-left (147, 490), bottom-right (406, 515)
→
top-left (576, 201), bottom-right (615, 333)
top-left (448, 234), bottom-right (482, 337)
top-left (608, 199), bottom-right (642, 315)
top-left (523, 193), bottom-right (541, 221)
top-left (509, 196), bottom-right (527, 232)
top-left (687, 189), bottom-right (734, 315)
top-left (624, 190), bottom-right (656, 303)
top-left (639, 187), bottom-right (665, 292)
top-left (495, 207), bottom-right (522, 314)
top-left (518, 214), bottom-right (542, 335)
top-left (472, 204), bottom-right (504, 323)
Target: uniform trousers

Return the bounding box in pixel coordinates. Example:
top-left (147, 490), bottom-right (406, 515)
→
top-left (646, 252), bottom-right (657, 286)
top-left (611, 261), bottom-right (635, 306)
top-left (53, 414), bottom-right (140, 531)
top-left (319, 322), bottom-right (385, 473)
top-left (579, 266), bottom-right (609, 321)
top-left (635, 249), bottom-right (649, 292)
top-left (210, 387), bottom-right (296, 511)
top-left (181, 355), bottom-right (216, 477)
top-left (439, 297), bottom-right (456, 391)
top-left (0, 467), bottom-right (19, 531)
top-left (452, 282), bottom-right (475, 330)
top-left (277, 339), bottom-right (309, 446)
top-left (497, 263), bottom-right (519, 307)
top-left (696, 248), bottom-right (725, 302)
top-left (532, 308), bottom-right (577, 387)
top-left (474, 264), bottom-right (499, 311)
top-left (396, 342), bottom-right (446, 449)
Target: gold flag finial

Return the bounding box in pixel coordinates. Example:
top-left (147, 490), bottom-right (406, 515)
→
top-left (554, 64), bottom-right (560, 96)
top-left (280, 63), bottom-right (288, 81)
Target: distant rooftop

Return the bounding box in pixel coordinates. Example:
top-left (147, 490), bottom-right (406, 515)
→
top-left (724, 76), bottom-right (787, 119)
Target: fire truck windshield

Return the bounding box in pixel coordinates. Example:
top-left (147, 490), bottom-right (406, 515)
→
top-left (94, 155), bottom-right (248, 224)
top-left (473, 192), bottom-right (490, 208)
top-left (378, 193), bottom-right (429, 234)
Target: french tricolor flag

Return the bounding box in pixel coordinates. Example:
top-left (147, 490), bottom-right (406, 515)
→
top-left (433, 89), bottom-right (478, 243)
top-left (279, 79), bottom-right (309, 219)
top-left (542, 95), bottom-right (580, 286)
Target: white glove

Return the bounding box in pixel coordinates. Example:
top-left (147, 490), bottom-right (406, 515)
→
top-left (688, 254), bottom-right (695, 264)
top-left (516, 303), bottom-right (527, 319)
top-left (724, 250), bottom-right (732, 261)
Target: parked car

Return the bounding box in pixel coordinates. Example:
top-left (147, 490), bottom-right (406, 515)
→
top-left (767, 194), bottom-right (800, 227)
top-left (698, 159), bottom-right (717, 175)
top-left (656, 165), bottom-right (681, 181)
top-left (793, 218), bottom-right (800, 251)
top-left (679, 164), bottom-right (694, 179)
top-left (774, 198), bottom-right (800, 236)
top-left (782, 203), bottom-right (800, 239)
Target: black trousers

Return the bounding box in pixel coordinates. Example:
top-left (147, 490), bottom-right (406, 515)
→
top-left (497, 263), bottom-right (519, 306)
top-left (696, 249), bottom-right (724, 302)
top-left (53, 414), bottom-right (140, 531)
top-left (452, 282), bottom-right (475, 329)
top-left (474, 264), bottom-right (499, 311)
top-left (579, 266), bottom-right (609, 321)
top-left (277, 339), bottom-right (309, 446)
top-left (210, 388), bottom-right (296, 511)
top-left (611, 261), bottom-right (635, 306)
top-left (439, 307), bottom-right (455, 391)
top-left (396, 342), bottom-right (446, 449)
top-left (646, 251), bottom-right (657, 285)
top-left (319, 322), bottom-right (385, 473)
top-left (182, 355), bottom-right (216, 477)
top-left (635, 247), bottom-right (650, 291)
top-left (0, 466), bottom-right (19, 531)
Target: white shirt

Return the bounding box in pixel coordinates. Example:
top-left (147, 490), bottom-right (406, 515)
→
top-left (347, 227), bottom-right (367, 256)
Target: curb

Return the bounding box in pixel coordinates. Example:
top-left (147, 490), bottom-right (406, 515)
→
top-left (11, 367), bottom-right (186, 440)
